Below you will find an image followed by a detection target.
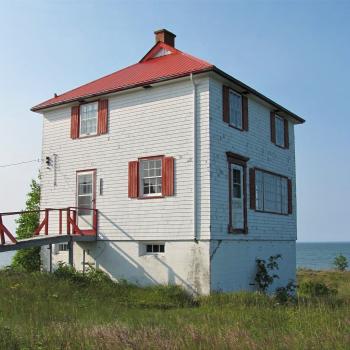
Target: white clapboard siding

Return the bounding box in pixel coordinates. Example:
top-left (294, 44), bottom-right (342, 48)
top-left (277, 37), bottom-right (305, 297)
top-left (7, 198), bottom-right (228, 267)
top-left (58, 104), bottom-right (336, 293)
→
top-left (40, 77), bottom-right (210, 241)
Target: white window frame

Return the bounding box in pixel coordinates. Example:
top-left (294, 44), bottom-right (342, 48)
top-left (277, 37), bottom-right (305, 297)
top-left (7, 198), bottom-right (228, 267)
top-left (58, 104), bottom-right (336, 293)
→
top-left (145, 243), bottom-right (165, 255)
top-left (79, 102), bottom-right (98, 137)
top-left (275, 115), bottom-right (285, 147)
top-left (139, 158), bottom-right (163, 198)
top-left (76, 170), bottom-right (94, 217)
top-left (231, 164), bottom-right (245, 230)
top-left (255, 169), bottom-right (288, 215)
top-left (229, 90), bottom-right (243, 129)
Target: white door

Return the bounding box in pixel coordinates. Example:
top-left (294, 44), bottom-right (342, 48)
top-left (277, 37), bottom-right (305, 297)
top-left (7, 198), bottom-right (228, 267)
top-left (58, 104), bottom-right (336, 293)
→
top-left (76, 170), bottom-right (95, 230)
top-left (231, 164), bottom-right (244, 230)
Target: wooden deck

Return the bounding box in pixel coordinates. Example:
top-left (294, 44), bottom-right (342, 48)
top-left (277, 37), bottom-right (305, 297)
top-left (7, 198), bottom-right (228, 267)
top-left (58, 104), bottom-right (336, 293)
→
top-left (0, 234), bottom-right (96, 252)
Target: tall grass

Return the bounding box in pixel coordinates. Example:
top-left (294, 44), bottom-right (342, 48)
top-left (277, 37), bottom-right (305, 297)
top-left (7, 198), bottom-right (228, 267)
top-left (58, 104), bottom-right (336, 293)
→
top-left (0, 268), bottom-right (350, 349)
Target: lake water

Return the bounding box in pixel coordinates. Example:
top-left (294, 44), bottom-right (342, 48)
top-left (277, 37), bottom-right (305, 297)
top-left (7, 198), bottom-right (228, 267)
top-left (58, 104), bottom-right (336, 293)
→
top-left (0, 242), bottom-right (349, 270)
top-left (296, 242), bottom-right (350, 270)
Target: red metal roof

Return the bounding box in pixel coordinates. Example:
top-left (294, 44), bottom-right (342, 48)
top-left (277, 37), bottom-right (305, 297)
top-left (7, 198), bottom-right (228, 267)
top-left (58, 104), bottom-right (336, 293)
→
top-left (31, 42), bottom-right (213, 111)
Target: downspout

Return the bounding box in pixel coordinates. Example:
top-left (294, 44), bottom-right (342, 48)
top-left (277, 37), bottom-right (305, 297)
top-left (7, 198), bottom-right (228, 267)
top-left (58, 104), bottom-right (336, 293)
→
top-left (190, 73), bottom-right (198, 242)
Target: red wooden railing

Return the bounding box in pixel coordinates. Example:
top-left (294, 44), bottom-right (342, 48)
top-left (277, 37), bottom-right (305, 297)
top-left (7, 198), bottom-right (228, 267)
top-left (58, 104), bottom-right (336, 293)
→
top-left (0, 207), bottom-right (98, 246)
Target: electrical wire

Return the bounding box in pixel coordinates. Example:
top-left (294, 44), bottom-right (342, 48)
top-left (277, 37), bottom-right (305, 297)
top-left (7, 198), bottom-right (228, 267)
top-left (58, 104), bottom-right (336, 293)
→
top-left (0, 159), bottom-right (41, 168)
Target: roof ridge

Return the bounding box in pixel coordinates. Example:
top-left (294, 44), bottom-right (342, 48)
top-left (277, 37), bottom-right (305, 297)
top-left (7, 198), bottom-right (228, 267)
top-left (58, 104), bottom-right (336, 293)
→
top-left (179, 50), bottom-right (214, 68)
top-left (139, 41), bottom-right (179, 62)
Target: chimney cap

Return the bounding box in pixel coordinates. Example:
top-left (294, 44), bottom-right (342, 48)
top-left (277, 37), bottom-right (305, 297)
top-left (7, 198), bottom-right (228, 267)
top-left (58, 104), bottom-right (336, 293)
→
top-left (154, 29), bottom-right (176, 47)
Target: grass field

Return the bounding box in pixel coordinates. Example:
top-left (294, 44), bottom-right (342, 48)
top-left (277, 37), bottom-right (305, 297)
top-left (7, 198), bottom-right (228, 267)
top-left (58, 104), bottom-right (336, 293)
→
top-left (0, 268), bottom-right (350, 349)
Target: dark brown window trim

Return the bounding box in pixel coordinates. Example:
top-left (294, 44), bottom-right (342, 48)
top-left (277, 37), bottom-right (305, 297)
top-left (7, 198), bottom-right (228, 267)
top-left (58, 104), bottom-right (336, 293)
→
top-left (226, 152), bottom-right (249, 164)
top-left (227, 152), bottom-right (248, 234)
top-left (138, 155), bottom-right (165, 161)
top-left (251, 167), bottom-right (292, 216)
top-left (228, 123), bottom-right (244, 132)
top-left (224, 87), bottom-right (248, 132)
top-left (270, 111), bottom-right (289, 149)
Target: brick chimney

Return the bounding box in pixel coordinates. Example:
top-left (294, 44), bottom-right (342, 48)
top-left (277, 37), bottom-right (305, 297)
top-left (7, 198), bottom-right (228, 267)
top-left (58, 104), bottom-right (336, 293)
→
top-left (154, 29), bottom-right (176, 47)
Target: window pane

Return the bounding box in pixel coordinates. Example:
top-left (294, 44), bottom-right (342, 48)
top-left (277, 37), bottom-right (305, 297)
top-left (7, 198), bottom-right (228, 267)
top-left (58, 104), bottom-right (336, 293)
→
top-left (256, 170), bottom-right (289, 214)
top-left (231, 164), bottom-right (244, 229)
top-left (255, 171), bottom-right (264, 210)
top-left (229, 91), bottom-right (242, 128)
top-left (281, 178), bottom-right (288, 214)
top-left (275, 116), bottom-right (285, 147)
top-left (140, 159), bottom-right (162, 196)
top-left (80, 102), bottom-right (98, 136)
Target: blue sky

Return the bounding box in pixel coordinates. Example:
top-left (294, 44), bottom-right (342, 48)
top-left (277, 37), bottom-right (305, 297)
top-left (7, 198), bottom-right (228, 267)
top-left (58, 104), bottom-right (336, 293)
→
top-left (0, 0), bottom-right (349, 241)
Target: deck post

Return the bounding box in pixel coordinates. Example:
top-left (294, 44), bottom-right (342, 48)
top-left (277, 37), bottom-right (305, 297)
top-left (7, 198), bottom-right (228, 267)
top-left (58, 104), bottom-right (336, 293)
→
top-left (0, 215), bottom-right (5, 245)
top-left (72, 210), bottom-right (77, 234)
top-left (49, 244), bottom-right (52, 273)
top-left (68, 238), bottom-right (73, 266)
top-left (45, 209), bottom-right (49, 235)
top-left (67, 208), bottom-right (71, 235)
top-left (59, 209), bottom-right (62, 235)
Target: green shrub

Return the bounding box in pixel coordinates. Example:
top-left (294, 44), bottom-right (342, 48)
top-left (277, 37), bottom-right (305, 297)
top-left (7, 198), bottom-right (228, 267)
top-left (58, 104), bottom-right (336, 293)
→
top-left (255, 254), bottom-right (281, 293)
top-left (298, 281), bottom-right (337, 297)
top-left (11, 247), bottom-right (41, 272)
top-left (333, 254), bottom-right (348, 271)
top-left (53, 261), bottom-right (77, 279)
top-left (53, 262), bottom-right (113, 286)
top-left (274, 280), bottom-right (297, 304)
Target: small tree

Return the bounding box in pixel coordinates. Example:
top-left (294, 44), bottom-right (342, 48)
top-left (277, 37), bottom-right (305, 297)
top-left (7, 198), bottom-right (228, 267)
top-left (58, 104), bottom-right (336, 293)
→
top-left (333, 254), bottom-right (348, 271)
top-left (11, 178), bottom-right (41, 271)
top-left (255, 254), bottom-right (281, 293)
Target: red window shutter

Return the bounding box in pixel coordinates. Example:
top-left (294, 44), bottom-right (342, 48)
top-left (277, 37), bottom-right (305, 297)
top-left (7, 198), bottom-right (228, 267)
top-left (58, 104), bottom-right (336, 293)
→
top-left (242, 95), bottom-right (249, 131)
top-left (284, 118), bottom-right (289, 149)
top-left (288, 179), bottom-right (293, 214)
top-left (71, 106), bottom-right (80, 139)
top-left (249, 168), bottom-right (256, 209)
top-left (98, 99), bottom-right (108, 135)
top-left (128, 161), bottom-right (139, 198)
top-left (162, 157), bottom-right (175, 196)
top-left (270, 111), bottom-right (276, 144)
top-left (223, 86), bottom-right (230, 123)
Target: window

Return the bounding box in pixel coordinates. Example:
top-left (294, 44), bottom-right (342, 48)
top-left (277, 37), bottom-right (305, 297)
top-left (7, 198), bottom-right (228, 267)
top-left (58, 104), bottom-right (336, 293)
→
top-left (71, 100), bottom-right (108, 139)
top-left (128, 156), bottom-right (174, 199)
top-left (58, 243), bottom-right (69, 252)
top-left (77, 172), bottom-right (94, 216)
top-left (146, 244), bottom-right (165, 254)
top-left (80, 102), bottom-right (98, 136)
top-left (229, 90), bottom-right (243, 129)
top-left (227, 152), bottom-right (248, 233)
top-left (275, 116), bottom-right (285, 147)
top-left (140, 158), bottom-right (162, 197)
top-left (271, 112), bottom-right (289, 148)
top-left (254, 169), bottom-right (289, 214)
top-left (223, 86), bottom-right (248, 131)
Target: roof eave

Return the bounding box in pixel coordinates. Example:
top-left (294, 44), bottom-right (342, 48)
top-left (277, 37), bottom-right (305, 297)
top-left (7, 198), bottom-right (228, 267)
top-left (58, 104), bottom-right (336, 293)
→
top-left (211, 66), bottom-right (305, 124)
top-left (32, 66), bottom-right (305, 124)
top-left (30, 68), bottom-right (213, 113)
